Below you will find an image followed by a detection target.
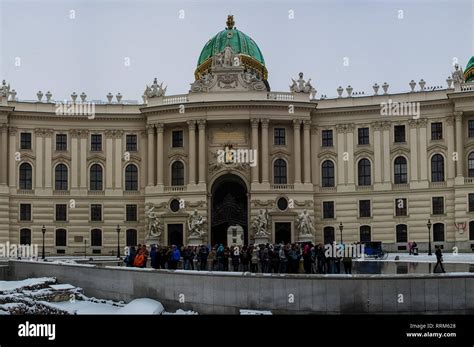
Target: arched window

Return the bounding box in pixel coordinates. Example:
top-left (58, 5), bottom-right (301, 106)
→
top-left (469, 221), bottom-right (474, 240)
top-left (322, 160), bottom-right (335, 187)
top-left (55, 164), bottom-right (68, 191)
top-left (19, 163), bottom-right (32, 190)
top-left (396, 224), bottom-right (408, 243)
top-left (394, 156), bottom-right (407, 184)
top-left (358, 159), bottom-right (371, 186)
top-left (360, 225), bottom-right (371, 242)
top-left (90, 164), bottom-right (103, 191)
top-left (431, 154), bottom-right (445, 182)
top-left (91, 229), bottom-right (102, 247)
top-left (433, 223), bottom-right (445, 242)
top-left (125, 164), bottom-right (138, 191)
top-left (323, 226), bottom-right (335, 245)
top-left (469, 153), bottom-right (474, 177)
top-left (273, 159), bottom-right (287, 184)
top-left (171, 161), bottom-right (184, 186)
top-left (126, 229), bottom-right (138, 247)
top-left (55, 228), bottom-right (67, 247)
top-left (19, 228), bottom-right (31, 245)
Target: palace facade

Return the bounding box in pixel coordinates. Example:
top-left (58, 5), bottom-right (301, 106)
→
top-left (1, 16), bottom-right (474, 255)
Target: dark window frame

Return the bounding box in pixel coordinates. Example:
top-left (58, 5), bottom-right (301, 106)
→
top-left (19, 203), bottom-right (31, 221)
top-left (359, 200), bottom-right (371, 218)
top-left (321, 130), bottom-right (333, 147)
top-left (19, 163), bottom-right (33, 190)
top-left (125, 164), bottom-right (138, 191)
top-left (20, 132), bottom-right (32, 150)
top-left (55, 204), bottom-right (67, 222)
top-left (55, 164), bottom-right (68, 191)
top-left (274, 128), bottom-right (286, 146)
top-left (126, 204), bottom-right (138, 222)
top-left (172, 130), bottom-right (184, 148)
top-left (323, 201), bottom-right (335, 219)
top-left (358, 127), bottom-right (370, 145)
top-left (431, 154), bottom-right (445, 182)
top-left (432, 196), bottom-right (445, 215)
top-left (322, 160), bottom-right (335, 187)
top-left (358, 158), bottom-right (371, 186)
top-left (90, 204), bottom-right (102, 222)
top-left (90, 134), bottom-right (102, 151)
top-left (273, 159), bottom-right (287, 184)
top-left (171, 161), bottom-right (184, 186)
top-left (431, 122), bottom-right (443, 140)
top-left (126, 134), bottom-right (138, 152)
top-left (394, 156), bottom-right (408, 184)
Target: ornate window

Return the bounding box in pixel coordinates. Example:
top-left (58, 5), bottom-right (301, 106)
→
top-left (90, 164), bottom-right (103, 191)
top-left (171, 161), bottom-right (184, 186)
top-left (431, 154), bottom-right (444, 182)
top-left (394, 156), bottom-right (407, 184)
top-left (468, 152), bottom-right (474, 177)
top-left (125, 164), bottom-right (138, 191)
top-left (273, 159), bottom-right (287, 184)
top-left (358, 158), bottom-right (371, 186)
top-left (55, 164), bottom-right (68, 191)
top-left (322, 160), bottom-right (335, 187)
top-left (19, 163), bottom-right (32, 189)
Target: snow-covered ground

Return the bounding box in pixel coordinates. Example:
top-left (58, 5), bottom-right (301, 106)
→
top-left (358, 253), bottom-right (474, 264)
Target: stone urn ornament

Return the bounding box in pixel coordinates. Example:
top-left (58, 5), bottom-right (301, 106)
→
top-left (45, 91), bottom-right (52, 102)
top-left (419, 79), bottom-right (426, 91)
top-left (71, 92), bottom-right (78, 103)
top-left (36, 91), bottom-right (43, 102)
top-left (346, 85), bottom-right (353, 97)
top-left (382, 82), bottom-right (389, 94)
top-left (106, 93), bottom-right (113, 103)
top-left (446, 76), bottom-right (453, 88)
top-left (372, 83), bottom-right (379, 95)
top-left (409, 80), bottom-right (416, 92)
top-left (80, 92), bottom-right (87, 102)
top-left (9, 89), bottom-right (17, 101)
top-left (336, 86), bottom-right (344, 98)
top-left (116, 93), bottom-right (122, 103)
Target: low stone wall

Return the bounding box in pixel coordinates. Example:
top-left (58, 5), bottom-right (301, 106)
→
top-left (7, 260), bottom-right (474, 314)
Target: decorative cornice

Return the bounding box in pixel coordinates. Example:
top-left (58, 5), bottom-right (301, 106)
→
top-left (70, 129), bottom-right (89, 138)
top-left (381, 121), bottom-right (392, 130)
top-left (335, 123), bottom-right (354, 133)
top-left (371, 121), bottom-right (382, 131)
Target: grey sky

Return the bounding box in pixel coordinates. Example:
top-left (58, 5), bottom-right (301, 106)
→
top-left (1, 0), bottom-right (473, 101)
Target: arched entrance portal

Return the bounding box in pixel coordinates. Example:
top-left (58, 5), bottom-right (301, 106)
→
top-left (210, 174), bottom-right (248, 246)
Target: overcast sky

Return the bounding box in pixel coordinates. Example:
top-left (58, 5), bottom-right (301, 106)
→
top-left (0, 0), bottom-right (473, 101)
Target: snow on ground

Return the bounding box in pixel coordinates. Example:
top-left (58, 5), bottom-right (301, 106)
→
top-left (0, 277), bottom-right (56, 292)
top-left (46, 300), bottom-right (122, 314)
top-left (240, 309), bottom-right (272, 315)
top-left (162, 309), bottom-right (199, 315)
top-left (116, 299), bottom-right (165, 315)
top-left (358, 253), bottom-right (474, 264)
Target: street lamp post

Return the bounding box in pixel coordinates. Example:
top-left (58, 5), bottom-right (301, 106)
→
top-left (427, 219), bottom-right (432, 256)
top-left (339, 222), bottom-right (344, 244)
top-left (41, 225), bottom-right (46, 260)
top-left (116, 225), bottom-right (121, 259)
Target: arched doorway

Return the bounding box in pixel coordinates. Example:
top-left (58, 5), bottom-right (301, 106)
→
top-left (210, 174), bottom-right (248, 246)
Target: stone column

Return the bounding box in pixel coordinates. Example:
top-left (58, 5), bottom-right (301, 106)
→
top-left (8, 127), bottom-right (17, 187)
top-left (311, 125), bottom-right (319, 186)
top-left (346, 124), bottom-right (355, 185)
top-left (409, 120), bottom-right (418, 182)
top-left (336, 124), bottom-right (345, 185)
top-left (147, 125), bottom-right (155, 186)
top-left (114, 131), bottom-right (123, 189)
top-left (446, 116), bottom-right (455, 180)
top-left (156, 123), bottom-right (164, 186)
top-left (293, 119), bottom-right (302, 184)
top-left (44, 129), bottom-right (53, 189)
top-left (303, 120), bottom-right (311, 184)
top-left (382, 122), bottom-right (391, 183)
top-left (373, 122), bottom-right (382, 184)
top-left (0, 124), bottom-right (8, 184)
top-left (419, 119), bottom-right (428, 181)
top-left (35, 129), bottom-right (44, 188)
top-left (250, 119), bottom-right (260, 184)
top-left (198, 120), bottom-right (206, 184)
top-left (139, 131), bottom-right (147, 189)
top-left (105, 130), bottom-right (114, 189)
top-left (79, 130), bottom-right (88, 189)
top-left (455, 112), bottom-right (464, 177)
top-left (261, 118), bottom-right (269, 184)
top-left (71, 130), bottom-right (79, 189)
top-left (188, 120), bottom-right (196, 185)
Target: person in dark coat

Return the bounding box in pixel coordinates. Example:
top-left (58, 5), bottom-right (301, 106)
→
top-left (198, 245), bottom-right (209, 270)
top-left (150, 245), bottom-right (158, 269)
top-left (125, 246), bottom-right (136, 267)
top-left (240, 246), bottom-right (250, 272)
top-left (434, 248), bottom-right (446, 273)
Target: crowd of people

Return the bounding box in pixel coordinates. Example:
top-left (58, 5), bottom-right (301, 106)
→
top-left (123, 242), bottom-right (356, 274)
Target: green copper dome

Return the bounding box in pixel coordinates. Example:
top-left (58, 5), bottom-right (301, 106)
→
top-left (465, 56), bottom-right (474, 83)
top-left (195, 15), bottom-right (268, 81)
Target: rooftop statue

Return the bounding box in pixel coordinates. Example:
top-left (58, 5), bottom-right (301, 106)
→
top-left (452, 63), bottom-right (465, 86)
top-left (290, 72), bottom-right (316, 97)
top-left (144, 78), bottom-right (167, 98)
top-left (0, 79), bottom-right (11, 98)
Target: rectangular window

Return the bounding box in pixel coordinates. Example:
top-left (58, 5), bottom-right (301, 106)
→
top-left (20, 133), bottom-right (32, 150)
top-left (126, 204), bottom-right (137, 222)
top-left (91, 230), bottom-right (102, 247)
top-left (394, 125), bottom-right (406, 143)
top-left (358, 127), bottom-right (369, 145)
top-left (322, 201), bottom-right (334, 219)
top-left (19, 204), bottom-right (31, 221)
top-left (432, 197), bottom-right (444, 215)
top-left (172, 130), bottom-right (183, 148)
top-left (56, 134), bottom-right (67, 151)
top-left (359, 200), bottom-right (371, 218)
top-left (469, 120), bottom-right (474, 138)
top-left (55, 229), bottom-right (67, 247)
top-left (274, 128), bottom-right (286, 145)
top-left (55, 204), bottom-right (67, 222)
top-left (90, 204), bottom-right (102, 222)
top-left (431, 122), bottom-right (443, 140)
top-left (126, 134), bottom-right (137, 152)
top-left (395, 198), bottom-right (407, 216)
top-left (470, 194), bottom-right (474, 212)
top-left (322, 130), bottom-right (333, 147)
top-left (91, 134), bottom-right (102, 151)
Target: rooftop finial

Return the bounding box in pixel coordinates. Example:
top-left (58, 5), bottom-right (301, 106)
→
top-left (226, 14), bottom-right (235, 30)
